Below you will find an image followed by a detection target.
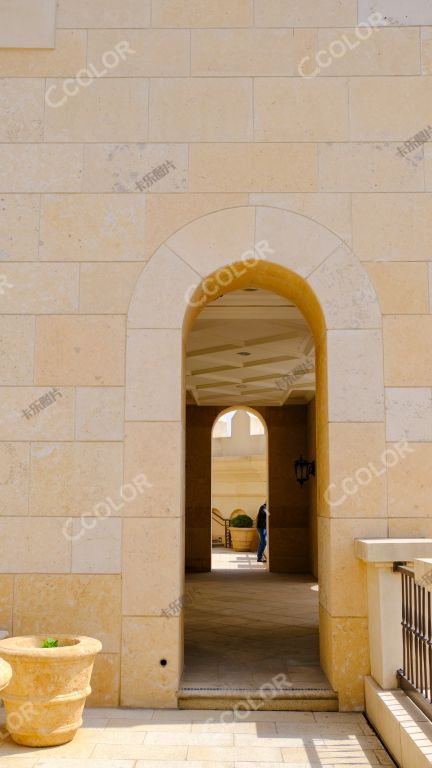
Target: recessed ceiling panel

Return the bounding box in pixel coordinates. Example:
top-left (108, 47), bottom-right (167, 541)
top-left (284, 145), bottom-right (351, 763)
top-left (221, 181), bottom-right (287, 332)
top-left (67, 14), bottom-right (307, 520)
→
top-left (186, 288), bottom-right (316, 406)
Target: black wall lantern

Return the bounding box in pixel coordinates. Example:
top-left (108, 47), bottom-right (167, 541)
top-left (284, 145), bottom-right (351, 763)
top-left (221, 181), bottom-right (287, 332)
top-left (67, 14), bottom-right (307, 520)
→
top-left (294, 455), bottom-right (315, 487)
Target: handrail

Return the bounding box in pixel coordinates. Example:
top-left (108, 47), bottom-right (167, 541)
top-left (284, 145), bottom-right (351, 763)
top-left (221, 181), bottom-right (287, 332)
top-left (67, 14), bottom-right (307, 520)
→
top-left (395, 564), bottom-right (414, 577)
top-left (211, 510), bottom-right (231, 549)
top-left (395, 564), bottom-right (432, 720)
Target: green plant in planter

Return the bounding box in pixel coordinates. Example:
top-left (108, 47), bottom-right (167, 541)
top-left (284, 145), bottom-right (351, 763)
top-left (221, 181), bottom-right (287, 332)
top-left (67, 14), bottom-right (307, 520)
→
top-left (42, 638), bottom-right (58, 648)
top-left (230, 514), bottom-right (253, 528)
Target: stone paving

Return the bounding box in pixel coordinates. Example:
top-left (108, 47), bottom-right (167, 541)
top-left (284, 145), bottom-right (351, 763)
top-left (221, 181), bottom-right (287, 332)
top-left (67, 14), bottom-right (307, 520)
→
top-left (0, 552), bottom-right (395, 766)
top-left (0, 706), bottom-right (396, 767)
top-left (183, 551), bottom-right (330, 692)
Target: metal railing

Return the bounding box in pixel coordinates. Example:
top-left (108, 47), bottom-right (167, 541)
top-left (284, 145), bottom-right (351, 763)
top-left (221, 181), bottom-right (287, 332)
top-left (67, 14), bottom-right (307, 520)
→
top-left (396, 564), bottom-right (432, 718)
top-left (211, 509), bottom-right (231, 549)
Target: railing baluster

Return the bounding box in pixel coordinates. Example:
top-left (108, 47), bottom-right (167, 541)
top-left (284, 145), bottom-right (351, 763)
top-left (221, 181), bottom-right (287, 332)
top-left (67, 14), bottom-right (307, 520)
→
top-left (415, 580), bottom-right (419, 690)
top-left (419, 583), bottom-right (424, 695)
top-left (412, 576), bottom-right (416, 684)
top-left (422, 585), bottom-right (427, 697)
top-left (429, 590), bottom-right (432, 704)
top-left (396, 564), bottom-right (432, 715)
top-left (408, 573), bottom-right (413, 683)
top-left (402, 572), bottom-right (407, 677)
top-left (417, 582), bottom-right (421, 693)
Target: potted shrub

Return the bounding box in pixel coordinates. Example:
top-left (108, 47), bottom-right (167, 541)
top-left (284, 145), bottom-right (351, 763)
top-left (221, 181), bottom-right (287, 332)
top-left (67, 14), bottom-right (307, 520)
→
top-left (0, 634), bottom-right (101, 747)
top-left (230, 513), bottom-right (255, 551)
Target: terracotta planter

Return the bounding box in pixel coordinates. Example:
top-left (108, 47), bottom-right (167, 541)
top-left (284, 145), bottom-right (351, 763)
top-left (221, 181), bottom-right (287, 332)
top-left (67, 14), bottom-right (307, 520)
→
top-left (0, 635), bottom-right (102, 747)
top-left (0, 657), bottom-right (12, 693)
top-left (230, 527), bottom-right (256, 552)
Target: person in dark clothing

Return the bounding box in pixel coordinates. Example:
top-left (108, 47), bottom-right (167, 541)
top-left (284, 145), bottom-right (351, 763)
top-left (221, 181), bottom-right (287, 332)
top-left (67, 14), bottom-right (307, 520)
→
top-left (256, 502), bottom-right (268, 563)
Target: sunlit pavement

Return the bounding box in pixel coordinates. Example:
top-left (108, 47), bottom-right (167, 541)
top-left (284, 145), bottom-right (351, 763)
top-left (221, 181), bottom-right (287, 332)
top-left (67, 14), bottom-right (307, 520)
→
top-left (0, 552), bottom-right (395, 766)
top-left (211, 550), bottom-right (268, 571)
top-left (0, 706), bottom-right (395, 766)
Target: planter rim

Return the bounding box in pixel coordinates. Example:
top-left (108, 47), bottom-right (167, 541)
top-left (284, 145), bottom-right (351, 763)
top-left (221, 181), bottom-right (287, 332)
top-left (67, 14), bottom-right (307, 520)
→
top-left (0, 657), bottom-right (12, 688)
top-left (0, 635), bottom-right (102, 660)
top-left (230, 525), bottom-right (254, 529)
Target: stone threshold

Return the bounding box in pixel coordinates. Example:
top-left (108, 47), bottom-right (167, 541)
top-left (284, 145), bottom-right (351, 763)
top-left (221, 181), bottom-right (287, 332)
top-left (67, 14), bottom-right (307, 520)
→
top-left (178, 685), bottom-right (339, 711)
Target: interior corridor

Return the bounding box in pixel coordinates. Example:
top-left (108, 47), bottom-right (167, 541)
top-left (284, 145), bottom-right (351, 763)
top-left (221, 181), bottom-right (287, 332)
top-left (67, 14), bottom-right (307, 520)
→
top-left (181, 551), bottom-right (332, 699)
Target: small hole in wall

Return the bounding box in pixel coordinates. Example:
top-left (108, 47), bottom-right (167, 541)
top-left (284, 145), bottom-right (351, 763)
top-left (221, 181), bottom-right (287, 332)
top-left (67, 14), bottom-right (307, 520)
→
top-left (160, 659), bottom-right (168, 667)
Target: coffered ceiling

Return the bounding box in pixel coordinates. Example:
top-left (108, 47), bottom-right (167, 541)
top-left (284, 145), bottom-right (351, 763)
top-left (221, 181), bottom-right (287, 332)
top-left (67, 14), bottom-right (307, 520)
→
top-left (186, 288), bottom-right (315, 407)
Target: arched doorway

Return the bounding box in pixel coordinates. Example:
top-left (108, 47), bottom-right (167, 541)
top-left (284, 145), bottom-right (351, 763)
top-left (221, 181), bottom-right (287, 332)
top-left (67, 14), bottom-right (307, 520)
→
top-left (181, 285), bottom-right (324, 705)
top-left (124, 205), bottom-right (385, 711)
top-left (211, 408), bottom-right (268, 570)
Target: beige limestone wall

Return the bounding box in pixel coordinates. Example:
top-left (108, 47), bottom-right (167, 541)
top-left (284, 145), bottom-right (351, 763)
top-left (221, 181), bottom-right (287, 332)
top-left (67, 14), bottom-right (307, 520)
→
top-left (212, 454), bottom-right (266, 523)
top-left (0, 0), bottom-right (56, 49)
top-left (212, 411), bottom-right (266, 459)
top-left (0, 0), bottom-right (431, 710)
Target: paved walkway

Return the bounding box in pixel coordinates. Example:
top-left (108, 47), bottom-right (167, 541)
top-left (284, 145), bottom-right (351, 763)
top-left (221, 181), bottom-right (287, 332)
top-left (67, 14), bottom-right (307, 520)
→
top-left (0, 707), bottom-right (395, 766)
top-left (183, 551), bottom-right (330, 692)
top-left (0, 552), bottom-right (395, 766)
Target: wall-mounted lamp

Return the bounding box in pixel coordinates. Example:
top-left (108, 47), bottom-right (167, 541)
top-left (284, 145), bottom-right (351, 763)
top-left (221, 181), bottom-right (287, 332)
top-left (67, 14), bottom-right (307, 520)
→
top-left (294, 455), bottom-right (315, 487)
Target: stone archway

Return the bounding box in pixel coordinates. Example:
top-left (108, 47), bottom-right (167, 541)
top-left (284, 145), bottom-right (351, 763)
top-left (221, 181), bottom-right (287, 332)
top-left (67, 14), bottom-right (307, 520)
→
top-left (123, 205), bottom-right (385, 711)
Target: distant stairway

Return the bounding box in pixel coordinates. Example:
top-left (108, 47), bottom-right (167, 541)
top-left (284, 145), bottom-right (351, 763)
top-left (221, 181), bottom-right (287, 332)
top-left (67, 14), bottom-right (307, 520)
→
top-left (211, 509), bottom-right (232, 548)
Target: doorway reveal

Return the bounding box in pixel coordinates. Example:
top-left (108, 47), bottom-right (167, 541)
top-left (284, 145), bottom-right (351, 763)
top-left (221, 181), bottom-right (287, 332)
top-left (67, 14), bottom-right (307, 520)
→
top-left (181, 287), bottom-right (335, 709)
